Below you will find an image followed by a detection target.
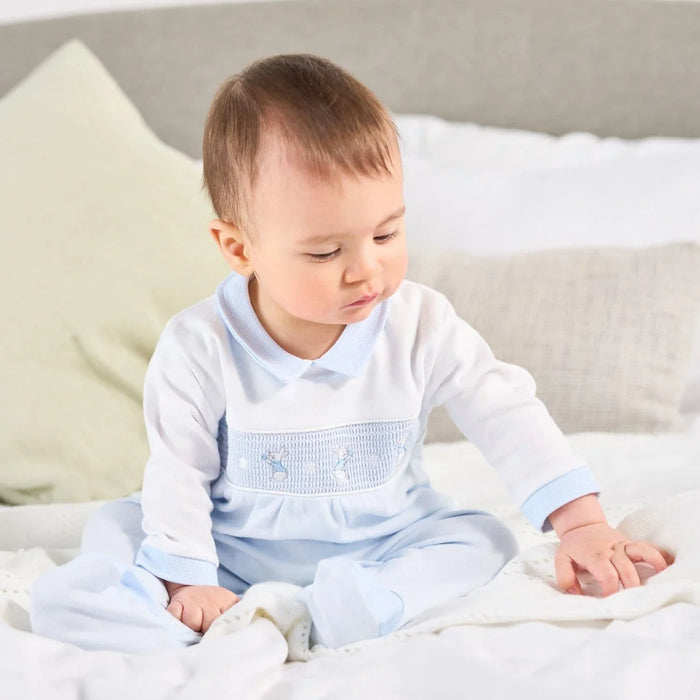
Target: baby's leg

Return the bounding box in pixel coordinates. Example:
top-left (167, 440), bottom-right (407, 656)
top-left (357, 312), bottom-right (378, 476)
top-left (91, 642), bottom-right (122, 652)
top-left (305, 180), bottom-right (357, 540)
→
top-left (303, 509), bottom-right (517, 648)
top-left (30, 498), bottom-right (201, 653)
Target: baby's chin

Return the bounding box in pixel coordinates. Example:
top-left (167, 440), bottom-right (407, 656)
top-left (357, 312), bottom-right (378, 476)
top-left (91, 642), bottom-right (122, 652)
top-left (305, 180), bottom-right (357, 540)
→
top-left (340, 307), bottom-right (375, 324)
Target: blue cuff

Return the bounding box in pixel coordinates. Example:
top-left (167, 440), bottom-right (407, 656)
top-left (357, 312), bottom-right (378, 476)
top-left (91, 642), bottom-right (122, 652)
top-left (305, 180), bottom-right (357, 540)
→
top-left (520, 466), bottom-right (601, 532)
top-left (135, 544), bottom-right (220, 586)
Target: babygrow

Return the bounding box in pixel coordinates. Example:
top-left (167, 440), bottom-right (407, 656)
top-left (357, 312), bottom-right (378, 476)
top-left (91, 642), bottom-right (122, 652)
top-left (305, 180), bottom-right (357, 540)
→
top-left (31, 274), bottom-right (598, 653)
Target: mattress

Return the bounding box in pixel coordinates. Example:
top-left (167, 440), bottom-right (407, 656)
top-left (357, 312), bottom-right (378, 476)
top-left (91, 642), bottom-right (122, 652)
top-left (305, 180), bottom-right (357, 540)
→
top-left (2, 429), bottom-right (698, 698)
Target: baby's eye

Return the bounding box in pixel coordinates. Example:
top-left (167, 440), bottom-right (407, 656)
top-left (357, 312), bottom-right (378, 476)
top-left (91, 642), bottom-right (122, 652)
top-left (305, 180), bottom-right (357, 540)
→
top-left (307, 248), bottom-right (341, 262)
top-left (374, 231), bottom-right (398, 243)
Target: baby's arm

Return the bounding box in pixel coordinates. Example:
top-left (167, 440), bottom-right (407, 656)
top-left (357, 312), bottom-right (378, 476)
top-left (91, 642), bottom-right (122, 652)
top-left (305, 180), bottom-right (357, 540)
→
top-left (549, 495), bottom-right (674, 596)
top-left (136, 315), bottom-right (234, 626)
top-left (423, 297), bottom-right (672, 595)
top-left (163, 580), bottom-right (239, 633)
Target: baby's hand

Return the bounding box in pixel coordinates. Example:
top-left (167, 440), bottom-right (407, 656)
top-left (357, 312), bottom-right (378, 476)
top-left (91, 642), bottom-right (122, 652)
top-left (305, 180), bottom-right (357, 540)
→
top-left (554, 522), bottom-right (674, 596)
top-left (164, 581), bottom-right (239, 633)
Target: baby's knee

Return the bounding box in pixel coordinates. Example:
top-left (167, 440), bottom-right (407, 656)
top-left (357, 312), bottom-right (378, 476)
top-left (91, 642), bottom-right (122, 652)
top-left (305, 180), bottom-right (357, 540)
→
top-left (436, 510), bottom-right (518, 560)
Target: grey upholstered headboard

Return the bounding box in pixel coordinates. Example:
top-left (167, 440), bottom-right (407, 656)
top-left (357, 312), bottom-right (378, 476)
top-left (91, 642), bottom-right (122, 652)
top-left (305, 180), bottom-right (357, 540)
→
top-left (2, 0), bottom-right (700, 158)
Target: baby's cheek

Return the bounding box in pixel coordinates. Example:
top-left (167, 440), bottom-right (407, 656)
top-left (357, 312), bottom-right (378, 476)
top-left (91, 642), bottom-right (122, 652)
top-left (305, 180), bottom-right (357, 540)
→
top-left (390, 249), bottom-right (409, 282)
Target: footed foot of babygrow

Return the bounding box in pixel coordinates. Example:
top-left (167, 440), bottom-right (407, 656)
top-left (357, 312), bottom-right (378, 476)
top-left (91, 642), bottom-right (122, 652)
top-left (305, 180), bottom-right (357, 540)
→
top-left (303, 558), bottom-right (404, 649)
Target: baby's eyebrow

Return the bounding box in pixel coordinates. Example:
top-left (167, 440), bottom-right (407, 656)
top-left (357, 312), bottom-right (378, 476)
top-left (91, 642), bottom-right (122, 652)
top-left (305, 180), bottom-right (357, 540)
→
top-left (299, 205), bottom-right (406, 246)
top-left (376, 205), bottom-right (406, 227)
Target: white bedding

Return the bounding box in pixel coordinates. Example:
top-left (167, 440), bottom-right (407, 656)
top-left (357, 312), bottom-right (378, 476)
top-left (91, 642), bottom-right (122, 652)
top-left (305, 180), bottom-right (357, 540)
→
top-left (1, 430), bottom-right (699, 699)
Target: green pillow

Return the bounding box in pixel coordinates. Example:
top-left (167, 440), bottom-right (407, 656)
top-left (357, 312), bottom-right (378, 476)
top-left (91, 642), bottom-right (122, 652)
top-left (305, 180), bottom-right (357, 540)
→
top-left (0, 41), bottom-right (226, 504)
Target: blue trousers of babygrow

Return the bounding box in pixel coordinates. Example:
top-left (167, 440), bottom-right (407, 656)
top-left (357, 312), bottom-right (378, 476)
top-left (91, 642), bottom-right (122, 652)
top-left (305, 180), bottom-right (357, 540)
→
top-left (30, 499), bottom-right (517, 653)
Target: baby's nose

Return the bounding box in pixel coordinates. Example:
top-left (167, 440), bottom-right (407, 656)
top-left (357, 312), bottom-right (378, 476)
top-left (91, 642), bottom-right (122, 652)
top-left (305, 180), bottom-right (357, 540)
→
top-left (345, 249), bottom-right (381, 283)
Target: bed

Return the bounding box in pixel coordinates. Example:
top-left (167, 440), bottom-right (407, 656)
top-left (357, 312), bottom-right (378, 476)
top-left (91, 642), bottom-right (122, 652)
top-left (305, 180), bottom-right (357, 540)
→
top-left (1, 0), bottom-right (699, 697)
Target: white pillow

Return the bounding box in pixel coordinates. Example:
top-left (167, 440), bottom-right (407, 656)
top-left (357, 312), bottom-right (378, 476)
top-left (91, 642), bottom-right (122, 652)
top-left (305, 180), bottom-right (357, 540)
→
top-left (409, 243), bottom-right (700, 440)
top-left (395, 113), bottom-right (700, 414)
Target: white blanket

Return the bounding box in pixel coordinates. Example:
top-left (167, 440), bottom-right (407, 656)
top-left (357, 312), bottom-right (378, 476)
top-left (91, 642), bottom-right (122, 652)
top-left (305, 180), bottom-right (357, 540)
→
top-left (1, 431), bottom-right (699, 699)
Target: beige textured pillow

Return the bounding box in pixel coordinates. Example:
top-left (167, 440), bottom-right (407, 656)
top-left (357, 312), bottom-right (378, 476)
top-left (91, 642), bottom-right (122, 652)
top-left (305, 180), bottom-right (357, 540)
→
top-left (0, 41), bottom-right (227, 504)
top-left (409, 243), bottom-right (700, 441)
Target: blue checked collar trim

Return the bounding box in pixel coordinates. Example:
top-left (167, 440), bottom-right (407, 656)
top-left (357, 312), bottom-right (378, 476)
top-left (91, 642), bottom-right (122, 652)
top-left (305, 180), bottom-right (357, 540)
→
top-left (216, 273), bottom-right (389, 383)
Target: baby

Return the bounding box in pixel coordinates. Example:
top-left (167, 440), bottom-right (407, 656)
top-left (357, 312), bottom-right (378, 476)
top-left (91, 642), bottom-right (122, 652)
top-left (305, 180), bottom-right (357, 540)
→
top-left (31, 54), bottom-right (671, 653)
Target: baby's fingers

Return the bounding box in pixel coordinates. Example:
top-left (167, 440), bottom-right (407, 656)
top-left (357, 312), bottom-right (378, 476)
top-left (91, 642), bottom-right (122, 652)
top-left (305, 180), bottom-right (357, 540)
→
top-left (624, 542), bottom-right (674, 571)
top-left (201, 606), bottom-right (223, 633)
top-left (610, 543), bottom-right (641, 590)
top-left (584, 555), bottom-right (622, 597)
top-left (180, 603), bottom-right (205, 632)
top-left (166, 599), bottom-right (184, 622)
top-left (201, 598), bottom-right (236, 633)
top-left (554, 555), bottom-right (582, 595)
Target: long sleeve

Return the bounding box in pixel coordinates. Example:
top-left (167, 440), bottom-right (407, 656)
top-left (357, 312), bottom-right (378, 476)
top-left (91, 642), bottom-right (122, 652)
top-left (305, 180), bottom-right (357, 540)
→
top-left (135, 313), bottom-right (227, 585)
top-left (423, 296), bottom-right (599, 531)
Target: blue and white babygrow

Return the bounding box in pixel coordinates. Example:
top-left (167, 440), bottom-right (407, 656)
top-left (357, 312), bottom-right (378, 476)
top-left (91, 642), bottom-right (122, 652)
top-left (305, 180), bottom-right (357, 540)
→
top-left (31, 274), bottom-right (599, 652)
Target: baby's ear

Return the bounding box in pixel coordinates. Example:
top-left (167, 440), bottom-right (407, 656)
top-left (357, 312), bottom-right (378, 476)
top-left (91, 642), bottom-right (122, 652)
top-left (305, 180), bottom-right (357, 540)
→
top-left (209, 219), bottom-right (254, 275)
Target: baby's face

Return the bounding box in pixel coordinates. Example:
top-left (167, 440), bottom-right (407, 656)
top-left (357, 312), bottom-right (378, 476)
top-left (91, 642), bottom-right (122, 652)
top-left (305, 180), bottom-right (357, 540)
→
top-left (240, 136), bottom-right (407, 352)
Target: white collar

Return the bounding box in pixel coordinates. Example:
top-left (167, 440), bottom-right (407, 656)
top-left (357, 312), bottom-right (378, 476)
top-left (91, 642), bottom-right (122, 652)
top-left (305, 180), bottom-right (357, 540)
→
top-left (216, 273), bottom-right (389, 383)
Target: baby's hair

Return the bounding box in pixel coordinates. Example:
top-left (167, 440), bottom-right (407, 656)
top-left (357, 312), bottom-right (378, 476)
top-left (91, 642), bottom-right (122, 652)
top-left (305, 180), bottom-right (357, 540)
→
top-left (202, 53), bottom-right (398, 231)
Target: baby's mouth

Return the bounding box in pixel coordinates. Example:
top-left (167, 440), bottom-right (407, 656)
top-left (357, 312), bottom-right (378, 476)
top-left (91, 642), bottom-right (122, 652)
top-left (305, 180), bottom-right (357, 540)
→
top-left (344, 293), bottom-right (379, 308)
